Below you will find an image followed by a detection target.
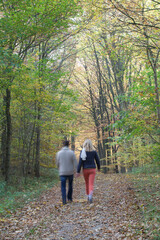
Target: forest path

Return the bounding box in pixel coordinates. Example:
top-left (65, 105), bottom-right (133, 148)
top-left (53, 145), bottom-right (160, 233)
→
top-left (1, 173), bottom-right (145, 240)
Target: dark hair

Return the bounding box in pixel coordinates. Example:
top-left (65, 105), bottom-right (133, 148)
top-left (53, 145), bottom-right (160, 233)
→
top-left (63, 140), bottom-right (69, 147)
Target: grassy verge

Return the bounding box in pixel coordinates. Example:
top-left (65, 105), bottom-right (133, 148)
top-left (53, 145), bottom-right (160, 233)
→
top-left (129, 166), bottom-right (160, 240)
top-left (0, 168), bottom-right (59, 217)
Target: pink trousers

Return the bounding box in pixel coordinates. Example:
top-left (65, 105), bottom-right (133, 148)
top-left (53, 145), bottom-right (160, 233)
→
top-left (83, 168), bottom-right (96, 195)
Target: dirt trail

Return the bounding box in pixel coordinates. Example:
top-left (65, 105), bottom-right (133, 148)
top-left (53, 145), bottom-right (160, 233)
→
top-left (1, 173), bottom-right (145, 240)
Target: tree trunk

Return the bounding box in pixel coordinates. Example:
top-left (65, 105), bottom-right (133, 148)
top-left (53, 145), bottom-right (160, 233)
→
top-left (27, 123), bottom-right (35, 175)
top-left (34, 105), bottom-right (41, 178)
top-left (1, 96), bottom-right (7, 176)
top-left (71, 135), bottom-right (75, 151)
top-left (4, 89), bottom-right (12, 182)
top-left (146, 40), bottom-right (160, 125)
top-left (153, 68), bottom-right (160, 125)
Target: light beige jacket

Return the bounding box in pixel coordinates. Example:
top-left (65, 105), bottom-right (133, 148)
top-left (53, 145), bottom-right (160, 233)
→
top-left (56, 147), bottom-right (77, 176)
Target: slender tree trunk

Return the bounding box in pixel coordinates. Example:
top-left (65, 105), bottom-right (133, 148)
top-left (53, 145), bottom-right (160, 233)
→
top-left (105, 141), bottom-right (111, 171)
top-left (153, 68), bottom-right (160, 124)
top-left (84, 62), bottom-right (103, 160)
top-left (92, 43), bottom-right (108, 171)
top-left (5, 88), bottom-right (12, 182)
top-left (27, 123), bottom-right (35, 175)
top-left (71, 135), bottom-right (75, 151)
top-left (1, 96), bottom-right (7, 176)
top-left (146, 40), bottom-right (160, 125)
top-left (35, 105), bottom-right (41, 178)
top-left (34, 43), bottom-right (45, 178)
top-left (22, 139), bottom-right (26, 178)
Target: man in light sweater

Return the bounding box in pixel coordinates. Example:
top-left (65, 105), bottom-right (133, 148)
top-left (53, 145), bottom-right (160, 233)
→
top-left (56, 140), bottom-right (77, 205)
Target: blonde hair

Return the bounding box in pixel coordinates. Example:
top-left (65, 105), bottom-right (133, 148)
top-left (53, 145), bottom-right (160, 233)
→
top-left (83, 139), bottom-right (95, 152)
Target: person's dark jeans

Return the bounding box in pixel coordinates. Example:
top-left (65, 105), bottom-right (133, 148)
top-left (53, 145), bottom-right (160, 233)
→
top-left (60, 175), bottom-right (73, 204)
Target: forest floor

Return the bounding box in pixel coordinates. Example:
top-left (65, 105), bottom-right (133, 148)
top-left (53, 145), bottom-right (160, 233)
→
top-left (0, 173), bottom-right (159, 240)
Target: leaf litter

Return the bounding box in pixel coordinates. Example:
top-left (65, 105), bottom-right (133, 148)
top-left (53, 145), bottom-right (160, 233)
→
top-left (0, 173), bottom-right (147, 239)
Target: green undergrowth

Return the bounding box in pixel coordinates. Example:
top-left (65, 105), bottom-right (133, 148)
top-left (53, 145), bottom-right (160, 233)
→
top-left (132, 163), bottom-right (160, 174)
top-left (129, 166), bottom-right (160, 239)
top-left (0, 168), bottom-right (59, 217)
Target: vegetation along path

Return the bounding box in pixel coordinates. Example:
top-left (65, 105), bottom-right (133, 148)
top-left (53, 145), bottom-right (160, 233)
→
top-left (1, 173), bottom-right (149, 239)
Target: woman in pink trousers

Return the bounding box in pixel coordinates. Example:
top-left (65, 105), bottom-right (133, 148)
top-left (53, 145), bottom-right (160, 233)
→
top-left (77, 139), bottom-right (100, 203)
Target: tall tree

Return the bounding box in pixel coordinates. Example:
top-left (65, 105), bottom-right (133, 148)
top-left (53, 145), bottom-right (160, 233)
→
top-left (0, 0), bottom-right (81, 181)
top-left (108, 0), bottom-right (160, 124)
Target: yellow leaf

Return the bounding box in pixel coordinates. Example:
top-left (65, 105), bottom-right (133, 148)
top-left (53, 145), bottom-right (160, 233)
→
top-left (0, 218), bottom-right (7, 222)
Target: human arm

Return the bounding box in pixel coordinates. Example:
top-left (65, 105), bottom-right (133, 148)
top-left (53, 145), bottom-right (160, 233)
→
top-left (77, 153), bottom-right (83, 173)
top-left (95, 151), bottom-right (100, 171)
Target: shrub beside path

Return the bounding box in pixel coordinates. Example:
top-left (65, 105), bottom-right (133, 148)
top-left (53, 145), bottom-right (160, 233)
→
top-left (1, 173), bottom-right (146, 239)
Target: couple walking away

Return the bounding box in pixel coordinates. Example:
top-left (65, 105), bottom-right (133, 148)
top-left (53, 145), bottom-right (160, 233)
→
top-left (56, 139), bottom-right (101, 205)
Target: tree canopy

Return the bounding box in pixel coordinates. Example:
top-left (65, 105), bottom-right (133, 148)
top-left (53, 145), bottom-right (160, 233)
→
top-left (0, 0), bottom-right (159, 181)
